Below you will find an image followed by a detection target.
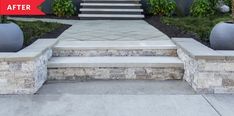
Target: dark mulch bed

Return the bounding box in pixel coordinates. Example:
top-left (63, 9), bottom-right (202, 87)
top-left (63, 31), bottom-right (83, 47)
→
top-left (24, 24), bottom-right (71, 48)
top-left (144, 15), bottom-right (210, 46)
top-left (12, 14), bottom-right (80, 20)
top-left (40, 24), bottom-right (71, 38)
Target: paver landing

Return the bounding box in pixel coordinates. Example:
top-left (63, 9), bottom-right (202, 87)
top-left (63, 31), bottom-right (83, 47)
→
top-left (58, 20), bottom-right (170, 41)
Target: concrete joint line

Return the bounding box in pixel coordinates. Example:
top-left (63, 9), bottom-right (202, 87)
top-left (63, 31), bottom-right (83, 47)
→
top-left (202, 95), bottom-right (222, 116)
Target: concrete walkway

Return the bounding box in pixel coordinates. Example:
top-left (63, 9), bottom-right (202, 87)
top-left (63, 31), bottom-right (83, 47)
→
top-left (0, 80), bottom-right (233, 116)
top-left (57, 20), bottom-right (169, 41)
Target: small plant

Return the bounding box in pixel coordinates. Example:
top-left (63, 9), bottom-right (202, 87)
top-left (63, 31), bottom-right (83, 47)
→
top-left (190, 0), bottom-right (215, 17)
top-left (148, 0), bottom-right (176, 16)
top-left (52, 0), bottom-right (76, 17)
top-left (0, 16), bottom-right (7, 23)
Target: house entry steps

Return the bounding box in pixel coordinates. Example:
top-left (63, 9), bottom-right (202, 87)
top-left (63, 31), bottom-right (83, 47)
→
top-left (48, 20), bottom-right (184, 81)
top-left (48, 41), bottom-right (185, 81)
top-left (78, 0), bottom-right (145, 19)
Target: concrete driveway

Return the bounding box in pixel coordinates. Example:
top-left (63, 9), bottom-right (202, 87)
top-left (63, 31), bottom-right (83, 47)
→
top-left (0, 80), bottom-right (233, 116)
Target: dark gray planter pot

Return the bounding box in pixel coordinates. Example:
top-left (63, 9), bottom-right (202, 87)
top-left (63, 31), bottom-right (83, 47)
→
top-left (210, 22), bottom-right (234, 50)
top-left (0, 23), bottom-right (24, 52)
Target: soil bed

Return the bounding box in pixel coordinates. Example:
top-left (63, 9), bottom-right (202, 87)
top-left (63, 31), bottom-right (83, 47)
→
top-left (12, 15), bottom-right (80, 20)
top-left (28, 24), bottom-right (71, 46)
top-left (11, 20), bottom-right (71, 48)
top-left (145, 15), bottom-right (210, 46)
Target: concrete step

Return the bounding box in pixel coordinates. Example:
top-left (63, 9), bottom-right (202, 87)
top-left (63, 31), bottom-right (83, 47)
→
top-left (80, 8), bottom-right (143, 14)
top-left (78, 14), bottom-right (144, 19)
top-left (80, 3), bottom-right (142, 6)
top-left (82, 0), bottom-right (141, 2)
top-left (82, 0), bottom-right (140, 3)
top-left (80, 3), bottom-right (142, 9)
top-left (80, 8), bottom-right (143, 12)
top-left (52, 41), bottom-right (177, 57)
top-left (47, 57), bottom-right (184, 80)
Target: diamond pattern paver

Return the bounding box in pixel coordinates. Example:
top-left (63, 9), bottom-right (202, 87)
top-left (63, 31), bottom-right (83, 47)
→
top-left (58, 20), bottom-right (170, 41)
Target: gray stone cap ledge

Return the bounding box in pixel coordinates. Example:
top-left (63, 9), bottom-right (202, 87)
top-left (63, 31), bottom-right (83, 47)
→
top-left (48, 56), bottom-right (184, 68)
top-left (54, 40), bottom-right (177, 50)
top-left (0, 39), bottom-right (58, 61)
top-left (172, 38), bottom-right (234, 60)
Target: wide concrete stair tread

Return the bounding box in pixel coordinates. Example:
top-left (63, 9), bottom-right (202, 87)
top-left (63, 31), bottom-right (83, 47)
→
top-left (48, 57), bottom-right (184, 68)
top-left (79, 14), bottom-right (144, 18)
top-left (83, 0), bottom-right (141, 1)
top-left (39, 80), bottom-right (195, 95)
top-left (81, 3), bottom-right (142, 6)
top-left (54, 41), bottom-right (177, 50)
top-left (80, 8), bottom-right (143, 12)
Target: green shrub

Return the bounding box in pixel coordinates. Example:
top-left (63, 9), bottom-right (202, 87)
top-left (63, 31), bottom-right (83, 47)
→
top-left (190, 0), bottom-right (215, 17)
top-left (52, 0), bottom-right (76, 17)
top-left (223, 0), bottom-right (232, 7)
top-left (148, 0), bottom-right (176, 16)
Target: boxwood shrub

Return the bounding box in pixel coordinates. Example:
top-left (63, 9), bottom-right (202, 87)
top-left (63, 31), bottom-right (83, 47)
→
top-left (52, 0), bottom-right (76, 17)
top-left (148, 0), bottom-right (176, 16)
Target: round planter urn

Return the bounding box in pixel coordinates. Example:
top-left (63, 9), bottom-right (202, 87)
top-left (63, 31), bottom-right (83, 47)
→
top-left (210, 22), bottom-right (234, 50)
top-left (0, 23), bottom-right (24, 52)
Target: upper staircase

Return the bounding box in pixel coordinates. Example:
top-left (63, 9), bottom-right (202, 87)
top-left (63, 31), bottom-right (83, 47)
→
top-left (78, 0), bottom-right (145, 19)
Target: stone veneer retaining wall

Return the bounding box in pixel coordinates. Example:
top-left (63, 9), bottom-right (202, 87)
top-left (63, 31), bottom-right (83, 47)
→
top-left (172, 38), bottom-right (234, 93)
top-left (0, 39), bottom-right (57, 94)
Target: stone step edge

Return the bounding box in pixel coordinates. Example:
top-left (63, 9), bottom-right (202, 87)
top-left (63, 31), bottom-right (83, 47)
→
top-left (80, 3), bottom-right (142, 6)
top-left (80, 8), bottom-right (143, 12)
top-left (53, 41), bottom-right (177, 50)
top-left (82, 0), bottom-right (140, 1)
top-left (47, 57), bottom-right (184, 68)
top-left (78, 14), bottom-right (144, 18)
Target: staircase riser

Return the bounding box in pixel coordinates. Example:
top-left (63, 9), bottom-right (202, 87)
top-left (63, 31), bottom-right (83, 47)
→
top-left (81, 11), bottom-right (142, 14)
top-left (79, 17), bottom-right (143, 20)
top-left (83, 1), bottom-right (140, 3)
top-left (48, 67), bottom-right (184, 81)
top-left (82, 6), bottom-right (141, 9)
top-left (52, 49), bottom-right (177, 57)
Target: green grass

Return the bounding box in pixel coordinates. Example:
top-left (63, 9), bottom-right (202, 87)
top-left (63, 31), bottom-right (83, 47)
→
top-left (161, 15), bottom-right (232, 42)
top-left (10, 20), bottom-right (62, 46)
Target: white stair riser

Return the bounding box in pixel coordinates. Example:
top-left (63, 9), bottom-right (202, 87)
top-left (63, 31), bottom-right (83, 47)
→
top-left (82, 0), bottom-right (141, 2)
top-left (80, 8), bottom-right (143, 12)
top-left (80, 8), bottom-right (143, 14)
top-left (83, 1), bottom-right (140, 4)
top-left (81, 3), bottom-right (142, 6)
top-left (78, 14), bottom-right (144, 18)
top-left (81, 12), bottom-right (142, 15)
